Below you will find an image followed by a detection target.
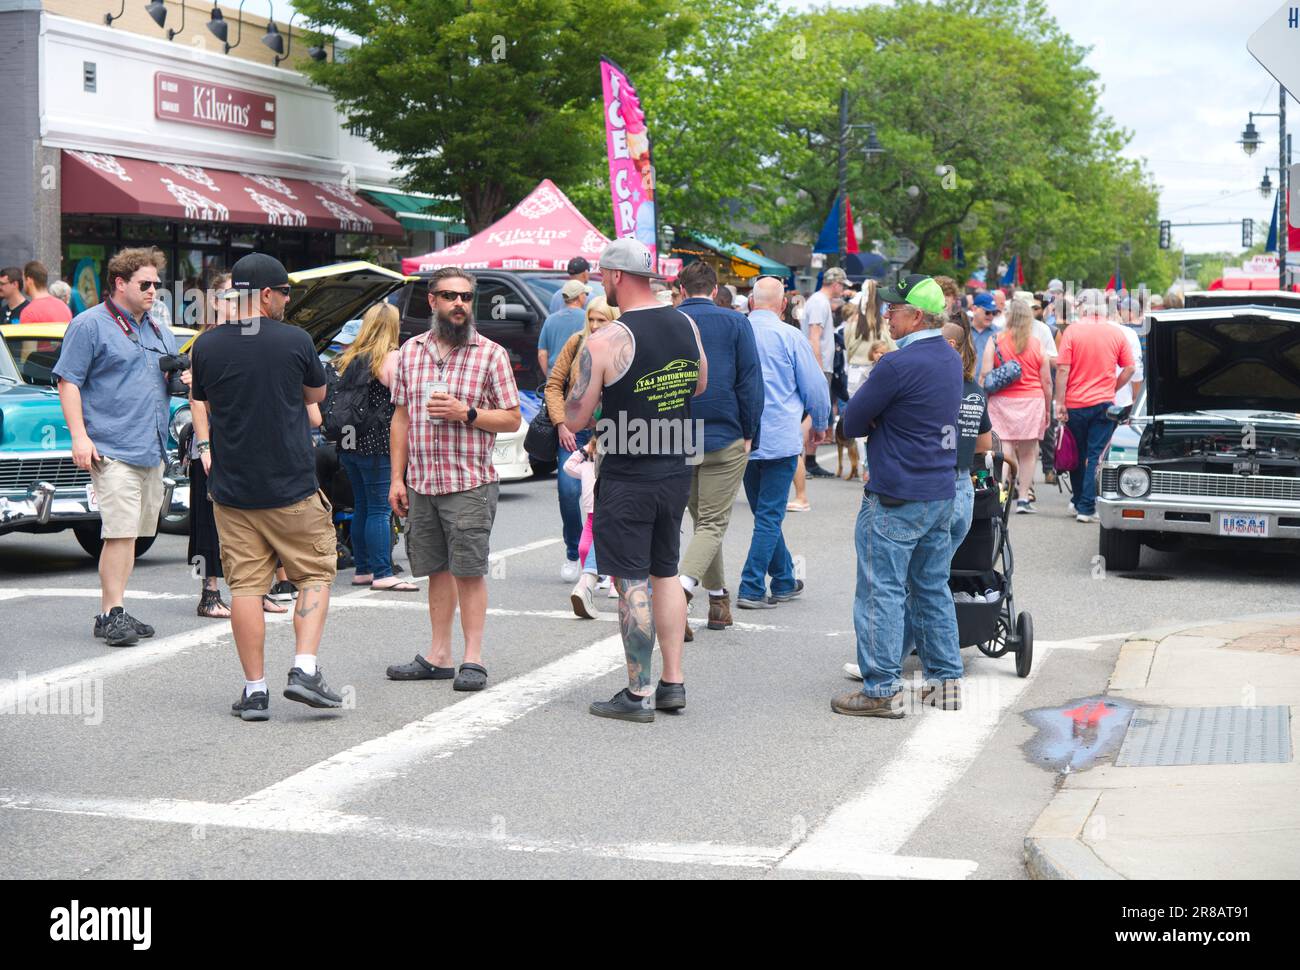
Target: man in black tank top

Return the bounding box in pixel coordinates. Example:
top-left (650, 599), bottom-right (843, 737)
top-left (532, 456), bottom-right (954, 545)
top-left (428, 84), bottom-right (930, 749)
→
top-left (565, 238), bottom-right (708, 723)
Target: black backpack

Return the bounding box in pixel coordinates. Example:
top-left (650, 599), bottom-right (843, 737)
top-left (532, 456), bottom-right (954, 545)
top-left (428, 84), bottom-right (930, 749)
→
top-left (322, 357), bottom-right (381, 449)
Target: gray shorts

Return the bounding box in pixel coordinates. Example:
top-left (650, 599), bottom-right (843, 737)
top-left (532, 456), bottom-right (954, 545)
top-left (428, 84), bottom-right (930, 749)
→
top-left (407, 483), bottom-right (499, 577)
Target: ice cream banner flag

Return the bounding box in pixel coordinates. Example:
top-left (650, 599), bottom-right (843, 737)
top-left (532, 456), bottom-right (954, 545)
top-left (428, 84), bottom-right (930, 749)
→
top-left (601, 58), bottom-right (657, 259)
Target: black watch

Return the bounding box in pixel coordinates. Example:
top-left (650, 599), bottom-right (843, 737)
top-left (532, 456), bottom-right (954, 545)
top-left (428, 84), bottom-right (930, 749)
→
top-left (465, 407), bottom-right (478, 425)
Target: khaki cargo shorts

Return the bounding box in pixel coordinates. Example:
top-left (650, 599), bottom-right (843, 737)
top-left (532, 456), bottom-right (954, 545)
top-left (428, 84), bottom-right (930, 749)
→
top-left (407, 483), bottom-right (498, 578)
top-left (90, 458), bottom-right (165, 540)
top-left (212, 489), bottom-right (338, 597)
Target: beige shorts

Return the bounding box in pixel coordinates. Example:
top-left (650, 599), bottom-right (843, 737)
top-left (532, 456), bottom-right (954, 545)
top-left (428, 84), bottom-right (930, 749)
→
top-left (90, 458), bottom-right (165, 539)
top-left (212, 490), bottom-right (338, 596)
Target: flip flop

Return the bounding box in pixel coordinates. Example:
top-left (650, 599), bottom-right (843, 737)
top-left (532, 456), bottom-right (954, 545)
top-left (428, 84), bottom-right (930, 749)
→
top-left (370, 578), bottom-right (420, 592)
top-left (262, 595), bottom-right (288, 614)
top-left (351, 575), bottom-right (374, 587)
top-left (453, 662), bottom-right (488, 692)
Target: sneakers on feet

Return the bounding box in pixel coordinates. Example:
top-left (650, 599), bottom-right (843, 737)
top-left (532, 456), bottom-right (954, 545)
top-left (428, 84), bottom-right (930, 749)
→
top-left (736, 595), bottom-right (777, 610)
top-left (654, 680), bottom-right (685, 712)
top-left (1076, 512), bottom-right (1100, 523)
top-left (283, 667), bottom-right (343, 708)
top-left (230, 689), bottom-right (270, 721)
top-left (1016, 500), bottom-right (1037, 515)
top-left (842, 662), bottom-right (863, 680)
top-left (268, 580), bottom-right (298, 602)
top-left (806, 462), bottom-right (835, 479)
top-left (94, 607), bottom-right (139, 647)
top-left (769, 579), bottom-right (805, 603)
top-left (559, 558), bottom-right (580, 583)
top-left (570, 579), bottom-right (599, 619)
top-left (589, 688), bottom-right (655, 723)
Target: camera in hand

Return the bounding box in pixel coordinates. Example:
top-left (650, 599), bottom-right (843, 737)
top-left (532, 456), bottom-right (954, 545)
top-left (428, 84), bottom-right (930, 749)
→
top-left (159, 353), bottom-right (192, 396)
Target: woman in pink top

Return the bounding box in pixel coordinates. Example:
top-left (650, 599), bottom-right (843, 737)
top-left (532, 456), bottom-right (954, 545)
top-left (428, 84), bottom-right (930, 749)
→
top-left (981, 300), bottom-right (1052, 512)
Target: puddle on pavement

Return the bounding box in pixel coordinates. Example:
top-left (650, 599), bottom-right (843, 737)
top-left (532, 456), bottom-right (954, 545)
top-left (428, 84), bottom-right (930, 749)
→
top-left (1021, 696), bottom-right (1137, 775)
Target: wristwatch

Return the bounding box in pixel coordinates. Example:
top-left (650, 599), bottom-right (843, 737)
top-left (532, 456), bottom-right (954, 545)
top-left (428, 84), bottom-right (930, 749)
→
top-left (465, 407), bottom-right (478, 425)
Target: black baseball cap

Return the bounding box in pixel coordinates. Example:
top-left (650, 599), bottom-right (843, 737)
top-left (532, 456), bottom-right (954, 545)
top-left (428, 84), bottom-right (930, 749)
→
top-left (566, 257), bottom-right (591, 276)
top-left (224, 253), bottom-right (290, 296)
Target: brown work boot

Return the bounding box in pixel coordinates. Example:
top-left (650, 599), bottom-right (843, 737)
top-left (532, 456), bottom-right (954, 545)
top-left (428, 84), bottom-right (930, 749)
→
top-left (707, 592), bottom-right (733, 630)
top-left (684, 621), bottom-right (694, 642)
top-left (919, 680), bottom-right (962, 711)
top-left (831, 690), bottom-right (905, 718)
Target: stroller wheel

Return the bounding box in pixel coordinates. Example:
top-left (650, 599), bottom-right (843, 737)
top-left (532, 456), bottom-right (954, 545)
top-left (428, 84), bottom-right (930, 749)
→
top-left (1015, 612), bottom-right (1034, 678)
top-left (977, 614), bottom-right (1012, 659)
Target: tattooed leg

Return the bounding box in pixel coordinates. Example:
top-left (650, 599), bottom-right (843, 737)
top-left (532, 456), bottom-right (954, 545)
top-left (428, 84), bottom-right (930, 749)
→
top-left (292, 584), bottom-right (331, 657)
top-left (616, 577), bottom-right (656, 695)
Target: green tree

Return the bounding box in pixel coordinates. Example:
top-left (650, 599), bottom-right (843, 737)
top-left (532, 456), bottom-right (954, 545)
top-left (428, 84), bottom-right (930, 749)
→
top-left (293, 0), bottom-right (697, 233)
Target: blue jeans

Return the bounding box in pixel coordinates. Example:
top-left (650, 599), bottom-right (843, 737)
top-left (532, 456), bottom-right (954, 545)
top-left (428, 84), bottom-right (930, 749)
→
top-left (557, 429), bottom-right (591, 561)
top-left (902, 475), bottom-right (973, 682)
top-left (855, 493), bottom-right (958, 697)
top-left (1067, 402), bottom-right (1115, 515)
top-left (739, 456), bottom-right (799, 601)
top-left (339, 452), bottom-right (393, 579)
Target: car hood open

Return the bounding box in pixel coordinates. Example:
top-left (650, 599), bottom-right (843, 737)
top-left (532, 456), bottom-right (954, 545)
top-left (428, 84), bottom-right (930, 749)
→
top-left (1146, 305), bottom-right (1300, 417)
top-left (285, 262), bottom-right (412, 353)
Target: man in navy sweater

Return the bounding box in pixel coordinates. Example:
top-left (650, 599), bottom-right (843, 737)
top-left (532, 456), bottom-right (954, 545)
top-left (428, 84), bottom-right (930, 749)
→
top-left (675, 261), bottom-right (765, 639)
top-left (833, 274), bottom-right (964, 718)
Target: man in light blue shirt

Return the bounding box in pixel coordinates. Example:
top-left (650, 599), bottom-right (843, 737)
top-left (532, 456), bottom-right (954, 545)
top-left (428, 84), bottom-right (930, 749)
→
top-left (536, 279), bottom-right (589, 379)
top-left (547, 257), bottom-right (604, 315)
top-left (737, 277), bottom-right (831, 610)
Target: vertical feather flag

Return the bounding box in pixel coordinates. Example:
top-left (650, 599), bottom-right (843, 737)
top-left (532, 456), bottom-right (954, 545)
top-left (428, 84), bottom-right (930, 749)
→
top-left (1000, 255), bottom-right (1019, 287)
top-left (1266, 194), bottom-right (1279, 253)
top-left (844, 198), bottom-right (859, 254)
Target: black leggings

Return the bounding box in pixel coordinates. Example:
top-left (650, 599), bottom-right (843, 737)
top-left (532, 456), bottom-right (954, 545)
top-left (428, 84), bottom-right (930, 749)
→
top-left (187, 460), bottom-right (223, 579)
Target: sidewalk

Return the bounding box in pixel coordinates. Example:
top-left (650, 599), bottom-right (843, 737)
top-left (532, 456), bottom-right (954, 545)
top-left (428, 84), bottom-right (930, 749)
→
top-left (1024, 613), bottom-right (1300, 879)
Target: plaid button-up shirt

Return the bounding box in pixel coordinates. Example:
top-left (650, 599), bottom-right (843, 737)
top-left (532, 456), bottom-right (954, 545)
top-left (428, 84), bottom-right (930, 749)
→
top-left (391, 329), bottom-right (521, 496)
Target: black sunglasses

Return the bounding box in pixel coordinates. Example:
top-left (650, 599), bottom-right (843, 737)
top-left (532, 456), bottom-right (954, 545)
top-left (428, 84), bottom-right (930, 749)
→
top-left (136, 279), bottom-right (164, 291)
top-left (434, 290), bottom-right (474, 303)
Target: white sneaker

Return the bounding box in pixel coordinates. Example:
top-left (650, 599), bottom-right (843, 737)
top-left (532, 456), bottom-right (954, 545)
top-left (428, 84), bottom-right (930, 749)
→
top-left (1068, 502), bottom-right (1077, 515)
top-left (1076, 512), bottom-right (1100, 523)
top-left (843, 662), bottom-right (863, 680)
top-left (570, 579), bottom-right (599, 619)
top-left (560, 558), bottom-right (580, 583)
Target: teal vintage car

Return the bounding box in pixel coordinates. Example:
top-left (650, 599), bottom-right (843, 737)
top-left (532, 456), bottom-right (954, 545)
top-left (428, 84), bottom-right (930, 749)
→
top-left (0, 324), bottom-right (191, 559)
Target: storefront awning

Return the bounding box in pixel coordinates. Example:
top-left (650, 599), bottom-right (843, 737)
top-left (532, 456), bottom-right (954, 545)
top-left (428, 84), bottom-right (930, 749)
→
top-left (61, 151), bottom-right (403, 237)
top-left (364, 190), bottom-right (468, 234)
top-left (685, 232), bottom-right (791, 277)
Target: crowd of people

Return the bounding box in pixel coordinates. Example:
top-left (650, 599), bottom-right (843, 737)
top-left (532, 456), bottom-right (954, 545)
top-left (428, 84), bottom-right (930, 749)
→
top-left (42, 234), bottom-right (1156, 725)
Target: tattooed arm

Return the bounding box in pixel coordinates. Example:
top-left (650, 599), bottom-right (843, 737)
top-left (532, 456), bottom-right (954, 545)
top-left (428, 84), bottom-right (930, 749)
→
top-left (564, 323), bottom-right (624, 431)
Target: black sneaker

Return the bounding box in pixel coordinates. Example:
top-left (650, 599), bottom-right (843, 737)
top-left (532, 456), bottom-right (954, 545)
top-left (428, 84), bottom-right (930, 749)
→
top-left (230, 689), bottom-right (270, 722)
top-left (268, 580), bottom-right (298, 603)
top-left (654, 680), bottom-right (685, 712)
top-left (94, 607), bottom-right (139, 647)
top-left (121, 611), bottom-right (155, 638)
top-left (806, 462), bottom-right (836, 479)
top-left (769, 580), bottom-right (805, 603)
top-left (284, 667), bottom-right (343, 708)
top-left (589, 688), bottom-right (655, 723)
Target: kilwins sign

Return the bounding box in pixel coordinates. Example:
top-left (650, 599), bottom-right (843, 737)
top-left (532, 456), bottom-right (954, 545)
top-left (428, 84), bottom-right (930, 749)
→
top-left (154, 73), bottom-right (276, 138)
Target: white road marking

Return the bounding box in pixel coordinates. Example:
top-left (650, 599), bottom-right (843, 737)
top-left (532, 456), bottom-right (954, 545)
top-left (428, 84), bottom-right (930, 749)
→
top-left (0, 791), bottom-right (975, 878)
top-left (0, 588), bottom-right (192, 602)
top-left (489, 537), bottom-right (563, 561)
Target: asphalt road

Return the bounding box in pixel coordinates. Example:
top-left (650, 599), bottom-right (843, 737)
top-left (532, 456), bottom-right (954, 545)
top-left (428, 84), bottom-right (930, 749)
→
top-left (2, 450), bottom-right (1298, 879)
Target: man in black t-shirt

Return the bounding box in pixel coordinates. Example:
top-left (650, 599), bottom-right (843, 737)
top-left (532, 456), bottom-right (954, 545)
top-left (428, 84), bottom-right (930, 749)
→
top-left (564, 238), bottom-right (708, 723)
top-left (0, 266), bottom-right (29, 323)
top-left (190, 252), bottom-right (343, 722)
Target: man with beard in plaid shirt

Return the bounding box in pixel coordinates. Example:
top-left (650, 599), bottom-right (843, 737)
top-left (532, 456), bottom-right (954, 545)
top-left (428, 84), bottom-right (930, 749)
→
top-left (385, 268), bottom-right (521, 692)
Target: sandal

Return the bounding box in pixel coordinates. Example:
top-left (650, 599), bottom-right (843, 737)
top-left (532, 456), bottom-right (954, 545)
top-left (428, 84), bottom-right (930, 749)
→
top-left (453, 662), bottom-right (488, 692)
top-left (197, 588), bottom-right (231, 619)
top-left (370, 577), bottom-right (420, 592)
top-left (262, 595), bottom-right (288, 614)
top-left (352, 574), bottom-right (374, 587)
top-left (387, 654), bottom-right (455, 681)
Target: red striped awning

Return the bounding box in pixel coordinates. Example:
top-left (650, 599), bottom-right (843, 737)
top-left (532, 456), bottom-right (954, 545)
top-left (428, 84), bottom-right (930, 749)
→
top-left (60, 150), bottom-right (402, 237)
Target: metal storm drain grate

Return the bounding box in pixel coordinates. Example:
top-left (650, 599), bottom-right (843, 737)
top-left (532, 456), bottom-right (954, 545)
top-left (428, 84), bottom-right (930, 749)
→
top-left (1115, 706), bottom-right (1292, 767)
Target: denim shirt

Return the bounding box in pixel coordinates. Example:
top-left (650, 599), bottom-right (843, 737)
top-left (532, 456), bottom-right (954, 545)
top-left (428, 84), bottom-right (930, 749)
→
top-left (52, 299), bottom-right (177, 467)
top-left (747, 308), bottom-right (831, 461)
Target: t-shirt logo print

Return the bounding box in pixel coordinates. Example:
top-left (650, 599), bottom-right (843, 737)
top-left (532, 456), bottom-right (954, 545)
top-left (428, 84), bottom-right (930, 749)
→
top-left (632, 359), bottom-right (700, 413)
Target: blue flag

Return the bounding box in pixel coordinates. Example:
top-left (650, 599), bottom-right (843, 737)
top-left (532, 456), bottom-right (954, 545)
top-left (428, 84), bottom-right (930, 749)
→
top-left (1267, 195), bottom-right (1279, 253)
top-left (814, 197), bottom-right (842, 254)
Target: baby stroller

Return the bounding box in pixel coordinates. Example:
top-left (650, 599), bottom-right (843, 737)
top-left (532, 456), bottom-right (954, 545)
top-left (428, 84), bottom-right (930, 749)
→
top-left (949, 455), bottom-right (1033, 677)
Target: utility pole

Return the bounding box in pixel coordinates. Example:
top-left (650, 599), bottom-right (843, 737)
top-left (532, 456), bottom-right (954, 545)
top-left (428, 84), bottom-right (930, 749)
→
top-left (837, 88), bottom-right (848, 263)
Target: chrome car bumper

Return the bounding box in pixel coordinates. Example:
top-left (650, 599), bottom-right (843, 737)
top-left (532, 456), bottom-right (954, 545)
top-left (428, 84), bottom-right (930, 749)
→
top-left (1098, 495), bottom-right (1300, 537)
top-left (0, 482), bottom-right (57, 529)
top-left (493, 429), bottom-right (532, 482)
top-left (1, 479), bottom-right (178, 533)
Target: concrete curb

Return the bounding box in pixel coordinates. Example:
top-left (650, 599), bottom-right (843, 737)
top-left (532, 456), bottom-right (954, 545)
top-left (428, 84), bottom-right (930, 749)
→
top-left (1023, 613), bottom-right (1299, 880)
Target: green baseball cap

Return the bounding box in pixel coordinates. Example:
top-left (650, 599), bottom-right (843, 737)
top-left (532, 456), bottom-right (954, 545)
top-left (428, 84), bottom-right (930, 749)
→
top-left (879, 273), bottom-right (946, 315)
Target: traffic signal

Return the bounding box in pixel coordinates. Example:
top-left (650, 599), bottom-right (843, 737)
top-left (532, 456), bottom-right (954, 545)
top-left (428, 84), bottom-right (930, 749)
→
top-left (1243, 218), bottom-right (1254, 248)
top-left (1159, 220), bottom-right (1171, 250)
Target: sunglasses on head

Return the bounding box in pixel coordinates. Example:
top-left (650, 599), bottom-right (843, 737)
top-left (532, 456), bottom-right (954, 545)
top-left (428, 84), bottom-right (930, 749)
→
top-left (434, 289), bottom-right (474, 303)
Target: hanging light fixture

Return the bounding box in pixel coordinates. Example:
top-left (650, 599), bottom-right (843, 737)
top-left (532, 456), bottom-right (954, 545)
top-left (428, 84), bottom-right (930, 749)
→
top-left (1241, 119), bottom-right (1262, 157)
top-left (1260, 171), bottom-right (1275, 199)
top-left (262, 19), bottom-right (284, 56)
top-left (145, 1), bottom-right (167, 29)
top-left (104, 1), bottom-right (126, 26)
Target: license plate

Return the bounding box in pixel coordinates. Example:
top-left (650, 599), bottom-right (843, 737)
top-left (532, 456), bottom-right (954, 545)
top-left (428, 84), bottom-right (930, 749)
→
top-left (493, 445), bottom-right (509, 460)
top-left (1219, 512), bottom-right (1269, 538)
top-left (85, 483), bottom-right (99, 511)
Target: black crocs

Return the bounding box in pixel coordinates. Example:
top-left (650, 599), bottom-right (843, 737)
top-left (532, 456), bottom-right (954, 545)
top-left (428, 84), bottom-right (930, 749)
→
top-left (387, 654), bottom-right (455, 681)
top-left (453, 662), bottom-right (488, 692)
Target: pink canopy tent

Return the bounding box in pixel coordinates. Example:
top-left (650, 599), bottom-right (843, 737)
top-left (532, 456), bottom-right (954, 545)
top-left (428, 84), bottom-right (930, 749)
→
top-left (401, 180), bottom-right (611, 274)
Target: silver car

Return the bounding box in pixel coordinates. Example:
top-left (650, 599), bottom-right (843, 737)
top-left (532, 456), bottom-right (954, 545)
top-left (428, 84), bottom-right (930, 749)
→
top-left (1097, 291), bottom-right (1300, 571)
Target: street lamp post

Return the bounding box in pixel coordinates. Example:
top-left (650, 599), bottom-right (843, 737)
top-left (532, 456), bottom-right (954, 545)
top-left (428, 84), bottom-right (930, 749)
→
top-left (1241, 87), bottom-right (1289, 289)
top-left (836, 88), bottom-right (884, 265)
